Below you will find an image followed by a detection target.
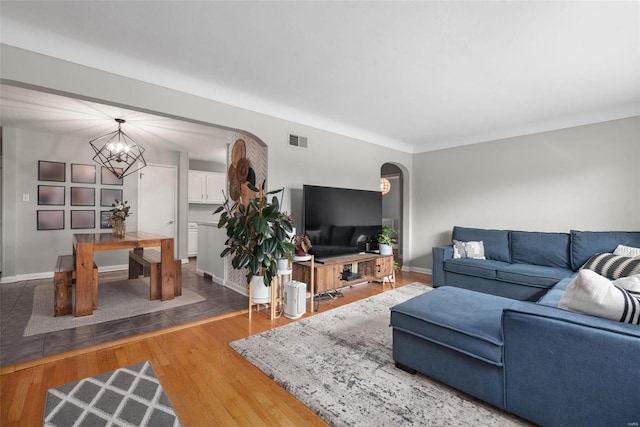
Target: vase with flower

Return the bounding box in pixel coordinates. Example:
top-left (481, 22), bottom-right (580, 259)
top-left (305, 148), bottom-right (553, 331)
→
top-left (110, 199), bottom-right (131, 237)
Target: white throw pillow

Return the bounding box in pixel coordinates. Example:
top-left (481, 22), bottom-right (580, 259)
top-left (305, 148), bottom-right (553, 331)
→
top-left (452, 240), bottom-right (485, 260)
top-left (558, 270), bottom-right (640, 324)
top-left (614, 244), bottom-right (640, 258)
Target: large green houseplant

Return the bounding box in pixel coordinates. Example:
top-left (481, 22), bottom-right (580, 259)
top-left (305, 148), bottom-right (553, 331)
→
top-left (215, 182), bottom-right (295, 301)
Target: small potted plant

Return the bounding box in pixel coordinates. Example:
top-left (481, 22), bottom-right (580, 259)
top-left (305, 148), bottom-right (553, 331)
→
top-left (110, 199), bottom-right (131, 237)
top-left (292, 234), bottom-right (312, 260)
top-left (215, 181), bottom-right (295, 303)
top-left (378, 224), bottom-right (397, 256)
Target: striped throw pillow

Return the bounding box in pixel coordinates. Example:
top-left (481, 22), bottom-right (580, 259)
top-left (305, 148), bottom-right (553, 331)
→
top-left (580, 253), bottom-right (640, 279)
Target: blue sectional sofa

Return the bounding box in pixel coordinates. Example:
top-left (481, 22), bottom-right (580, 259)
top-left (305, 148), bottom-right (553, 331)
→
top-left (391, 228), bottom-right (640, 426)
top-left (432, 226), bottom-right (640, 301)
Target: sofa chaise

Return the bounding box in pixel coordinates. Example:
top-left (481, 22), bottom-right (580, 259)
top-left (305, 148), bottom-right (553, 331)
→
top-left (391, 227), bottom-right (640, 426)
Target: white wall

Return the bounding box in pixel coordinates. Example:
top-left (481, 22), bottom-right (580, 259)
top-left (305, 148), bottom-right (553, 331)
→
top-left (1, 45), bottom-right (413, 279)
top-left (1, 127), bottom-right (182, 280)
top-left (411, 117), bottom-right (640, 271)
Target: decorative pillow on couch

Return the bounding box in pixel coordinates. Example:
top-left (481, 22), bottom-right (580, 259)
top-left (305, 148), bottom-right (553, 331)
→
top-left (614, 244), bottom-right (640, 258)
top-left (452, 240), bottom-right (485, 259)
top-left (580, 253), bottom-right (640, 279)
top-left (559, 269), bottom-right (640, 324)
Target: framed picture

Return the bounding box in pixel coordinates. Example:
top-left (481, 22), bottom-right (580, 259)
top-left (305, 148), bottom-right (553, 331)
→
top-left (71, 164), bottom-right (96, 184)
top-left (71, 210), bottom-right (95, 229)
top-left (100, 188), bottom-right (123, 207)
top-left (38, 185), bottom-right (65, 205)
top-left (100, 211), bottom-right (113, 229)
top-left (38, 161), bottom-right (66, 182)
top-left (37, 210), bottom-right (64, 230)
top-left (101, 167), bottom-right (123, 185)
top-left (70, 187), bottom-right (95, 206)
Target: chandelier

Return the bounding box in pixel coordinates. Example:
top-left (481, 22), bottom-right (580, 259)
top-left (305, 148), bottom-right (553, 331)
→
top-left (89, 118), bottom-right (147, 179)
top-left (380, 177), bottom-right (391, 195)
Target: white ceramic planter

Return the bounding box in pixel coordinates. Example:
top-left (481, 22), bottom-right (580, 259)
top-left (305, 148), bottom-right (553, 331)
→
top-left (251, 275), bottom-right (271, 304)
top-left (379, 244), bottom-right (393, 256)
top-left (277, 258), bottom-right (290, 271)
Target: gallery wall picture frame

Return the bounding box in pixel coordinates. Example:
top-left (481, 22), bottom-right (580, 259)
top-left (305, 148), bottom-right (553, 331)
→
top-left (38, 161), bottom-right (66, 182)
top-left (70, 187), bottom-right (95, 206)
top-left (101, 167), bottom-right (123, 185)
top-left (100, 188), bottom-right (123, 207)
top-left (100, 211), bottom-right (113, 229)
top-left (71, 210), bottom-right (96, 229)
top-left (71, 164), bottom-right (96, 184)
top-left (37, 210), bottom-right (65, 230)
top-left (38, 185), bottom-right (65, 206)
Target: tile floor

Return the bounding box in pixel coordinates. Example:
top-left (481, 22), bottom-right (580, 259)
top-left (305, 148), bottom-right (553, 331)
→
top-left (0, 259), bottom-right (248, 367)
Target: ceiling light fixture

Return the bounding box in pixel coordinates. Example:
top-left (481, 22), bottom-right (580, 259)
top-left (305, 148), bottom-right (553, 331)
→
top-left (380, 177), bottom-right (391, 195)
top-left (89, 118), bottom-right (147, 179)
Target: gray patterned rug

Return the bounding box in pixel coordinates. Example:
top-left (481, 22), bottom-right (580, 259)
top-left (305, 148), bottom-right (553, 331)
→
top-left (231, 283), bottom-right (529, 426)
top-left (25, 278), bottom-right (205, 336)
top-left (43, 361), bottom-right (181, 427)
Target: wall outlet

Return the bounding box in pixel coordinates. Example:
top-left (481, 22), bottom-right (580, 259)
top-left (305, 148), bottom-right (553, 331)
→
top-left (22, 194), bottom-right (30, 202)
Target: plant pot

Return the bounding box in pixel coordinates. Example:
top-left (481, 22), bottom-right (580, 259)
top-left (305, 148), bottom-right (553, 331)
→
top-left (113, 219), bottom-right (126, 237)
top-left (277, 258), bottom-right (290, 271)
top-left (251, 275), bottom-right (271, 304)
top-left (379, 243), bottom-right (393, 256)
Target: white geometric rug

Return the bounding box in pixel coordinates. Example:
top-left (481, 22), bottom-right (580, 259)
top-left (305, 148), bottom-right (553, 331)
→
top-left (24, 278), bottom-right (205, 336)
top-left (43, 361), bottom-right (181, 427)
top-left (231, 283), bottom-right (530, 427)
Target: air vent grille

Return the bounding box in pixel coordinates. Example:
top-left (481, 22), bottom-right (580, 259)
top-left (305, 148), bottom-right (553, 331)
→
top-left (289, 134), bottom-right (308, 148)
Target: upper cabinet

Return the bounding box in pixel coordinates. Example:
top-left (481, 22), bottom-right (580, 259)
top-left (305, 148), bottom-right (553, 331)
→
top-left (188, 170), bottom-right (226, 204)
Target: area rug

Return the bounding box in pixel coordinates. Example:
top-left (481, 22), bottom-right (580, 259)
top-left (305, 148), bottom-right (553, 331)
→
top-left (231, 283), bottom-right (529, 426)
top-left (24, 278), bottom-right (205, 336)
top-left (43, 360), bottom-right (181, 427)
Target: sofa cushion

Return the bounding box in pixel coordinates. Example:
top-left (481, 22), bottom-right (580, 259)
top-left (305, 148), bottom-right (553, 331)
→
top-left (330, 226), bottom-right (354, 246)
top-left (452, 226), bottom-right (510, 262)
top-left (570, 230), bottom-right (640, 271)
top-left (537, 274), bottom-right (576, 307)
top-left (444, 258), bottom-right (510, 280)
top-left (511, 231), bottom-right (571, 269)
top-left (580, 253), bottom-right (640, 279)
top-left (496, 263), bottom-right (572, 288)
top-left (390, 286), bottom-right (515, 364)
top-left (558, 269), bottom-right (640, 324)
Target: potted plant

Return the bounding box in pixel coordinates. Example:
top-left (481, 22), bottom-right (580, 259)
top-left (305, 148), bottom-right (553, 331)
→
top-left (378, 224), bottom-right (397, 256)
top-left (215, 181), bottom-right (295, 303)
top-left (292, 234), bottom-right (312, 260)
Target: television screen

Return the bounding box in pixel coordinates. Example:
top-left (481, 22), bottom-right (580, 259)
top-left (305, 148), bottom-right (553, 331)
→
top-left (303, 185), bottom-right (382, 258)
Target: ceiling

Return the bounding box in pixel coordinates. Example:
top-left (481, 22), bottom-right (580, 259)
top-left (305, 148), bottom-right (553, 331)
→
top-left (1, 1), bottom-right (639, 154)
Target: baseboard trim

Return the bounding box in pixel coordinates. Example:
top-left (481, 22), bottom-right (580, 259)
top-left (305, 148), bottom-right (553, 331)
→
top-left (409, 266), bottom-right (432, 275)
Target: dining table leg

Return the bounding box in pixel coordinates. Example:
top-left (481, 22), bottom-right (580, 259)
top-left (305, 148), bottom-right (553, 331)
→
top-left (160, 238), bottom-right (175, 301)
top-left (74, 242), bottom-right (95, 316)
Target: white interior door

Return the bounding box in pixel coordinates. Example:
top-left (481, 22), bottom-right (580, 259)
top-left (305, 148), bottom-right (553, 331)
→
top-left (139, 164), bottom-right (177, 241)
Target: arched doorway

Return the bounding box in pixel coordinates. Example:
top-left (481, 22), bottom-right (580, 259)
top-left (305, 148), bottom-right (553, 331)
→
top-left (380, 163), bottom-right (403, 267)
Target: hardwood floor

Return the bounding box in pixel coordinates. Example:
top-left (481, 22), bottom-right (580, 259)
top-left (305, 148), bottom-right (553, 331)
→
top-left (0, 259), bottom-right (247, 366)
top-left (0, 270), bottom-right (431, 426)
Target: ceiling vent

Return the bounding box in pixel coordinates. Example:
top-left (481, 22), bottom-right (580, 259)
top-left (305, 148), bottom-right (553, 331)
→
top-left (289, 134), bottom-right (308, 148)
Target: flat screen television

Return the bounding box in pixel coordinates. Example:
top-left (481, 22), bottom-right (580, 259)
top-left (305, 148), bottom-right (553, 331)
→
top-left (303, 184), bottom-right (382, 258)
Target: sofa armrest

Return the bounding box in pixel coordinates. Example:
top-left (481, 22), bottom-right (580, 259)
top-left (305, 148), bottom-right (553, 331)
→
top-left (502, 302), bottom-right (640, 427)
top-left (432, 245), bottom-right (453, 287)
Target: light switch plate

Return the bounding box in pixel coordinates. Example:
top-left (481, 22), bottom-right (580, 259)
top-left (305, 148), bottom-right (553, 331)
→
top-left (22, 194), bottom-right (30, 202)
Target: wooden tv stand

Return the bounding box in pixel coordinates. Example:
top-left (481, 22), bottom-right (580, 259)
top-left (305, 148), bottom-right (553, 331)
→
top-left (292, 253), bottom-right (393, 295)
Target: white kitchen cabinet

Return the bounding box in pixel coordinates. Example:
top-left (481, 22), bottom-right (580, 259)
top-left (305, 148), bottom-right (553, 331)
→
top-left (188, 170), bottom-right (225, 204)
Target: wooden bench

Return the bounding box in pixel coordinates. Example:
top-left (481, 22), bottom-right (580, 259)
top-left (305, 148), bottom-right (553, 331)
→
top-left (54, 255), bottom-right (98, 317)
top-left (128, 249), bottom-right (182, 299)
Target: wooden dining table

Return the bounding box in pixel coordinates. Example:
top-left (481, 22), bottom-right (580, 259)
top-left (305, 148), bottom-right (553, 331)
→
top-left (73, 231), bottom-right (176, 317)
